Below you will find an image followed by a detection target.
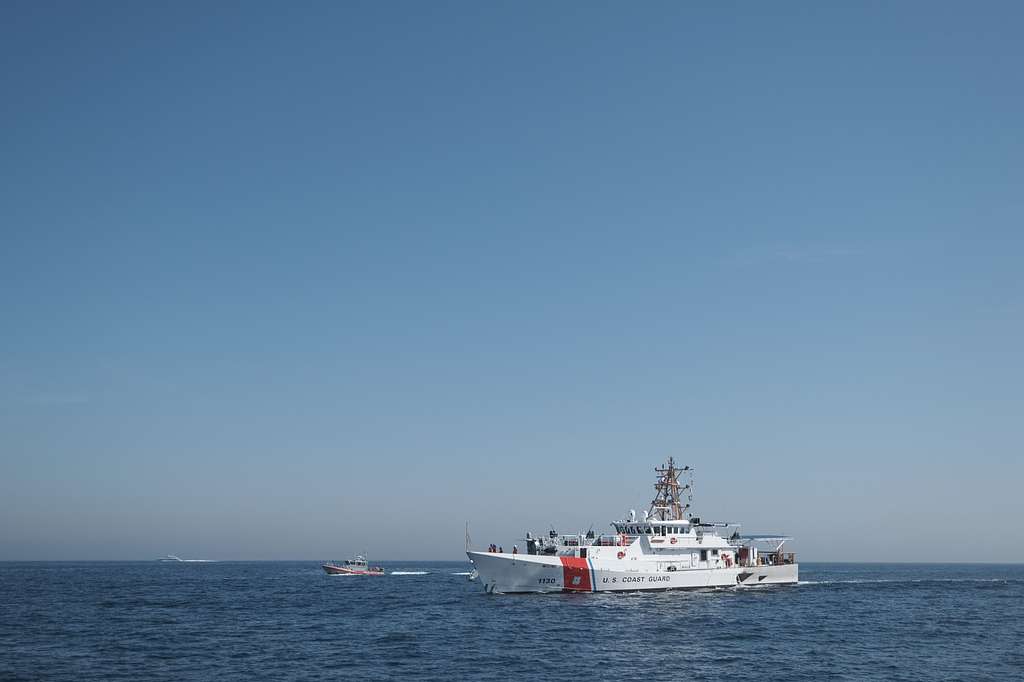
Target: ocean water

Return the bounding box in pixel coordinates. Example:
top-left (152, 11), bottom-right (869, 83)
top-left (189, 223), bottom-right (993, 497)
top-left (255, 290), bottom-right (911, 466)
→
top-left (1, 561), bottom-right (1021, 681)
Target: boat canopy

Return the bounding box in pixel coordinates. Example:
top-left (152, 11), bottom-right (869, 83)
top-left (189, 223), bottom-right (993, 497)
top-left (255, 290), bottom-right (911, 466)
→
top-left (737, 536), bottom-right (793, 550)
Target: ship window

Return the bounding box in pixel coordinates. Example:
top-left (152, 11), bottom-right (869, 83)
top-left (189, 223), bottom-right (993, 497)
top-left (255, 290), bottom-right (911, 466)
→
top-left (646, 526), bottom-right (652, 534)
top-left (700, 550), bottom-right (708, 561)
top-left (580, 548), bottom-right (587, 559)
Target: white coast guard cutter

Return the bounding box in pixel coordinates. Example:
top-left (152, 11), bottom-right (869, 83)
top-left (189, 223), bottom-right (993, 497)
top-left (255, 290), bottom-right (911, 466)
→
top-left (468, 459), bottom-right (798, 594)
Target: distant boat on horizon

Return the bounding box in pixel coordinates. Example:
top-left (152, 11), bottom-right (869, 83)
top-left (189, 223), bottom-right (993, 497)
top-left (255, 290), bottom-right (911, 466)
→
top-left (157, 554), bottom-right (215, 563)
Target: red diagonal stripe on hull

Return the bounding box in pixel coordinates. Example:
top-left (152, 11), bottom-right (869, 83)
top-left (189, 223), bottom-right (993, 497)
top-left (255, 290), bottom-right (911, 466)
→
top-left (560, 557), bottom-right (592, 592)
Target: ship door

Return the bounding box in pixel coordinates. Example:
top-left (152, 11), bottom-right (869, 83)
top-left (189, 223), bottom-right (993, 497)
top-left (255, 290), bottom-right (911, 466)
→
top-left (579, 548), bottom-right (587, 559)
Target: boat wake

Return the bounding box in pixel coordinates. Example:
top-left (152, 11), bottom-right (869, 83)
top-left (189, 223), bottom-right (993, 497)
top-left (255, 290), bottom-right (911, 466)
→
top-left (799, 578), bottom-right (1015, 586)
top-left (451, 572), bottom-right (473, 576)
top-left (158, 555), bottom-right (214, 563)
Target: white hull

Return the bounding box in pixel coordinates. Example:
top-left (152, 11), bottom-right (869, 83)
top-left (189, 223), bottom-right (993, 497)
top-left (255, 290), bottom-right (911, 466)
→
top-left (468, 551), bottom-right (797, 594)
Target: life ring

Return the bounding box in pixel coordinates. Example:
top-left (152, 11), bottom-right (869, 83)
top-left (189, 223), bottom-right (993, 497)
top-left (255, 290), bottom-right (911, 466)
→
top-left (670, 537), bottom-right (677, 544)
top-left (616, 551), bottom-right (625, 559)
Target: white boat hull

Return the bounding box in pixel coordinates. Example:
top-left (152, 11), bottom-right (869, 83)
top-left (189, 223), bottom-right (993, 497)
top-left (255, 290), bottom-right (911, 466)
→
top-left (468, 551), bottom-right (797, 594)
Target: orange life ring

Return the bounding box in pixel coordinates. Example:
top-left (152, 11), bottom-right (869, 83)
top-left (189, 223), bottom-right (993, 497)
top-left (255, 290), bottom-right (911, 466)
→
top-left (617, 551), bottom-right (625, 559)
top-left (670, 537), bottom-right (678, 544)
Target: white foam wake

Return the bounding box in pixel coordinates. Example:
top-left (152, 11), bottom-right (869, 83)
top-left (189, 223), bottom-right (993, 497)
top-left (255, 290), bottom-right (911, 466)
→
top-left (451, 572), bottom-right (473, 575)
top-left (799, 578), bottom-right (1012, 586)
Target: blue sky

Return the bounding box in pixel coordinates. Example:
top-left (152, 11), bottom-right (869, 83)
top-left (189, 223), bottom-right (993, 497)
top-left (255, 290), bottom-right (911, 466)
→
top-left (2, 1), bottom-right (1022, 561)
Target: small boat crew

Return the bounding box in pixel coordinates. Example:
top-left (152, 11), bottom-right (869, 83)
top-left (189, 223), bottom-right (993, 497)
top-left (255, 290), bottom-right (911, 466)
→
top-left (322, 555), bottom-right (385, 576)
top-left (468, 458), bottom-right (799, 594)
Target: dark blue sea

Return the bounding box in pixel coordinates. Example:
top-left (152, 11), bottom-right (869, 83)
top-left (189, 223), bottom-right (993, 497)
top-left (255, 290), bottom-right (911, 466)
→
top-left (1, 561), bottom-right (1022, 681)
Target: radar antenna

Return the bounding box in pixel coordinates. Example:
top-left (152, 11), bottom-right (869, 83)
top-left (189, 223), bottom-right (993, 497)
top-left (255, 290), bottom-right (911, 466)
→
top-left (648, 457), bottom-right (694, 521)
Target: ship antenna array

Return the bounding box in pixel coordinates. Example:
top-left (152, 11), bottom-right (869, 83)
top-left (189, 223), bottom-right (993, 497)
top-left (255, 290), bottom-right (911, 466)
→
top-left (647, 457), bottom-right (694, 521)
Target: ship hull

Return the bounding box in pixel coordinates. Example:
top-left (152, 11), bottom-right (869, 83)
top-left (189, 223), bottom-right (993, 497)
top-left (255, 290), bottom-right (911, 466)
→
top-left (468, 551), bottom-right (797, 594)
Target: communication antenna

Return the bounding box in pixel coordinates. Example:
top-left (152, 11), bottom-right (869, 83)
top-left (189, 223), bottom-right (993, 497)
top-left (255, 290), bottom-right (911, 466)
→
top-left (648, 457), bottom-right (695, 521)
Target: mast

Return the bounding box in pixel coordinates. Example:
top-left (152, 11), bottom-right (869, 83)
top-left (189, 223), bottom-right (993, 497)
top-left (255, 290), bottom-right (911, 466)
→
top-left (648, 457), bottom-right (693, 521)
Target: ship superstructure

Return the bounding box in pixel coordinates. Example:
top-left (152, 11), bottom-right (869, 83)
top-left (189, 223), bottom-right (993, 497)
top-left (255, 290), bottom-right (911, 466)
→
top-left (468, 459), bottom-right (797, 594)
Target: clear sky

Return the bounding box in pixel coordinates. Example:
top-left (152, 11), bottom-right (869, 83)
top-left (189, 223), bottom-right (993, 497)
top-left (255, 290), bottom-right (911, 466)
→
top-left (2, 1), bottom-right (1022, 562)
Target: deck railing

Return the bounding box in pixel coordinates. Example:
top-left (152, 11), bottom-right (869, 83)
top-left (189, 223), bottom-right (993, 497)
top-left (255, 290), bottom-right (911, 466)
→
top-left (755, 552), bottom-right (797, 566)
